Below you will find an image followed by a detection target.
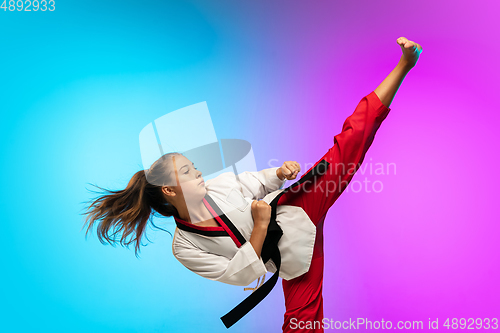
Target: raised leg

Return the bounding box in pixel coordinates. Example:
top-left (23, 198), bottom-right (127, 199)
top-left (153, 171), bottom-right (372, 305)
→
top-left (277, 37), bottom-right (422, 225)
top-left (278, 36), bottom-right (422, 333)
top-left (276, 90), bottom-right (390, 224)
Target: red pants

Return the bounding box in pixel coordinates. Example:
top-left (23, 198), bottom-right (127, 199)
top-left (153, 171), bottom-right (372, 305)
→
top-left (276, 91), bottom-right (391, 333)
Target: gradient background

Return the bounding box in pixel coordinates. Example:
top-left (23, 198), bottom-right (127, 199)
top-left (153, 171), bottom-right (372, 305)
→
top-left (2, 0), bottom-right (499, 332)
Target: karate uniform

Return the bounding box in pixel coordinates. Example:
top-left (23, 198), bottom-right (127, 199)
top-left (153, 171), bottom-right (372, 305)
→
top-left (172, 166), bottom-right (316, 282)
top-left (172, 91), bottom-right (391, 332)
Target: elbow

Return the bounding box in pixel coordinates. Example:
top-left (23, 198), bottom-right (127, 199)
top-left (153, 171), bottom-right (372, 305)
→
top-left (215, 272), bottom-right (261, 287)
top-left (218, 275), bottom-right (255, 287)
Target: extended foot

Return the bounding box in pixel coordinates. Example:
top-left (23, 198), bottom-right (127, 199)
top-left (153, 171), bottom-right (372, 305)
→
top-left (397, 37), bottom-right (422, 69)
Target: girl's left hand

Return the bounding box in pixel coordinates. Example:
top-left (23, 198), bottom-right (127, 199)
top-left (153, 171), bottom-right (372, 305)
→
top-left (278, 161), bottom-right (301, 180)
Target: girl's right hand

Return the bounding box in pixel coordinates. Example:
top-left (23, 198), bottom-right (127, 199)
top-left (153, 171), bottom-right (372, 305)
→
top-left (251, 200), bottom-right (272, 228)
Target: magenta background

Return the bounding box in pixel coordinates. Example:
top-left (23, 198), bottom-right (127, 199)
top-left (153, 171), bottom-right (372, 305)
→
top-left (189, 1), bottom-right (500, 331)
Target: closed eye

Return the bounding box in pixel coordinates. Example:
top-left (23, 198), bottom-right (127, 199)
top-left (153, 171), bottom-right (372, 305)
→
top-left (184, 166), bottom-right (198, 174)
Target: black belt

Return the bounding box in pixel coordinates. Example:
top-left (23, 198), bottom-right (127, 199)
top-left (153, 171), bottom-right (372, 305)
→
top-left (221, 159), bottom-right (330, 328)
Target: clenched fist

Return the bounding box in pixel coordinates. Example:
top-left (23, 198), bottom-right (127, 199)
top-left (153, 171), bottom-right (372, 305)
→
top-left (251, 200), bottom-right (272, 228)
top-left (277, 161), bottom-right (301, 180)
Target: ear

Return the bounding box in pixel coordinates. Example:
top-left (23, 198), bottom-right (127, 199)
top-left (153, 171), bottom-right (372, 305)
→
top-left (162, 186), bottom-right (176, 197)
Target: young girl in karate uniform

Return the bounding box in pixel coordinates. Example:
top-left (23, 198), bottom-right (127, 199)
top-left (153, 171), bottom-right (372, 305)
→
top-left (83, 37), bottom-right (422, 332)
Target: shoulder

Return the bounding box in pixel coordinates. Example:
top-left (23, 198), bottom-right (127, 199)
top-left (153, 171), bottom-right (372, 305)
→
top-left (205, 171), bottom-right (237, 186)
top-left (204, 171), bottom-right (239, 195)
top-left (172, 228), bottom-right (197, 254)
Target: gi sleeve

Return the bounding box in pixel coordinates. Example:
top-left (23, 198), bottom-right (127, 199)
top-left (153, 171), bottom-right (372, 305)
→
top-left (237, 167), bottom-right (287, 200)
top-left (173, 239), bottom-right (268, 287)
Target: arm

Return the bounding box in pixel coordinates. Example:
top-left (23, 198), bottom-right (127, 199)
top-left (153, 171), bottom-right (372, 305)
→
top-left (172, 200), bottom-right (272, 286)
top-left (237, 167), bottom-right (287, 200)
top-left (249, 223), bottom-right (268, 259)
top-left (276, 168), bottom-right (286, 181)
top-left (173, 239), bottom-right (267, 287)
top-left (248, 199), bottom-right (272, 259)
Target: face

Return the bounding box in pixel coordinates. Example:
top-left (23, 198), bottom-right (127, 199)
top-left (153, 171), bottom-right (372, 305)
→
top-left (168, 155), bottom-right (206, 203)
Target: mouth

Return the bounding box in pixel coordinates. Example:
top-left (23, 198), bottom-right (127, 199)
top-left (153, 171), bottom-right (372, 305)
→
top-left (199, 180), bottom-right (205, 186)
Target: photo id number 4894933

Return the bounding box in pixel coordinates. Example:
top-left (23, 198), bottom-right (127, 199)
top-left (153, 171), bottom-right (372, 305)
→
top-left (1, 0), bottom-right (55, 11)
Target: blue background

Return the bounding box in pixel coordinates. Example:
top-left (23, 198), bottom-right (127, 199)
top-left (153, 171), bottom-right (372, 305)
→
top-left (2, 1), bottom-right (290, 332)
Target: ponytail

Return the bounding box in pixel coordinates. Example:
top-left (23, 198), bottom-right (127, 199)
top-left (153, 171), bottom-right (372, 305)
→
top-left (82, 160), bottom-right (180, 256)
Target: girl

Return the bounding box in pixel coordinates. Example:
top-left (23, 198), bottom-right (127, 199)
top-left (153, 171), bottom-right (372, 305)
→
top-left (83, 37), bottom-right (422, 332)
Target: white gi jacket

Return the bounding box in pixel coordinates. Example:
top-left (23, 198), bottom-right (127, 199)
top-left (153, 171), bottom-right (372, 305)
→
top-left (172, 167), bottom-right (317, 287)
